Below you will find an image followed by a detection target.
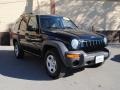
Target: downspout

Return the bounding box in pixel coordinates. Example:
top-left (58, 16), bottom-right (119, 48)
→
top-left (50, 0), bottom-right (55, 14)
top-left (24, 0), bottom-right (33, 14)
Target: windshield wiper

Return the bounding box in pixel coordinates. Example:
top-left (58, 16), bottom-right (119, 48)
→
top-left (47, 27), bottom-right (61, 29)
top-left (63, 27), bottom-right (73, 29)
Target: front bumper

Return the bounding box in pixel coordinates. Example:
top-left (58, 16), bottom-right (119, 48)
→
top-left (64, 48), bottom-right (110, 68)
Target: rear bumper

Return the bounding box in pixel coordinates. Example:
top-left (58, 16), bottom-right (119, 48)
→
top-left (63, 48), bottom-right (110, 68)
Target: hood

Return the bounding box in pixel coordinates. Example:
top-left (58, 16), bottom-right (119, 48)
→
top-left (44, 29), bottom-right (105, 51)
top-left (51, 29), bottom-right (103, 40)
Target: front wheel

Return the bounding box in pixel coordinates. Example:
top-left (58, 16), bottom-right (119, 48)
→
top-left (44, 49), bottom-right (65, 79)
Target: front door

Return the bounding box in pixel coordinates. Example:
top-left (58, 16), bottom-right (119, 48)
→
top-left (26, 16), bottom-right (41, 55)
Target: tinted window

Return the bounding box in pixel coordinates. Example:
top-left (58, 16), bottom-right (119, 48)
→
top-left (28, 16), bottom-right (38, 30)
top-left (62, 18), bottom-right (77, 29)
top-left (40, 17), bottom-right (61, 30)
top-left (39, 16), bottom-right (77, 31)
top-left (19, 20), bottom-right (27, 31)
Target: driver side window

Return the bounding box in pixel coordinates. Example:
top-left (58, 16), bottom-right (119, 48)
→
top-left (28, 16), bottom-right (38, 31)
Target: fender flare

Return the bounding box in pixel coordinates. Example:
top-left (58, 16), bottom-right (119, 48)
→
top-left (42, 40), bottom-right (69, 66)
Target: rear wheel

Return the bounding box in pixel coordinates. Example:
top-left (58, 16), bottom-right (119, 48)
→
top-left (44, 49), bottom-right (65, 79)
top-left (14, 42), bottom-right (24, 59)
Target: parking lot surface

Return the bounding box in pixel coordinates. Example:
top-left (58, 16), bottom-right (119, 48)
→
top-left (0, 46), bottom-right (120, 90)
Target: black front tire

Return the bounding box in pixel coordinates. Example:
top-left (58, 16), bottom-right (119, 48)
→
top-left (14, 42), bottom-right (24, 59)
top-left (44, 49), bottom-right (65, 79)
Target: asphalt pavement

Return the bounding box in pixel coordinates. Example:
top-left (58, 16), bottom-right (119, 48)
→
top-left (0, 46), bottom-right (120, 90)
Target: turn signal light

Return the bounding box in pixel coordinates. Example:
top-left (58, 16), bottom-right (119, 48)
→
top-left (66, 54), bottom-right (80, 59)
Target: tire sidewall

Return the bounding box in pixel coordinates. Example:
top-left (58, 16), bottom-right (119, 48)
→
top-left (14, 42), bottom-right (24, 58)
top-left (45, 50), bottom-right (61, 78)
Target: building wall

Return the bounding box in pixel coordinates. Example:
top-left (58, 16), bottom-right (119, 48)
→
top-left (0, 0), bottom-right (26, 45)
top-left (0, 0), bottom-right (51, 32)
top-left (0, 0), bottom-right (26, 32)
top-left (0, 0), bottom-right (120, 45)
top-left (0, 0), bottom-right (51, 45)
top-left (56, 0), bottom-right (120, 31)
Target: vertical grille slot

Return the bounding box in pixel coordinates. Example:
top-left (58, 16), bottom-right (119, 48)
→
top-left (80, 39), bottom-right (104, 49)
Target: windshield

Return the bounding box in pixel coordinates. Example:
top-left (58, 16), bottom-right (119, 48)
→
top-left (39, 16), bottom-right (78, 30)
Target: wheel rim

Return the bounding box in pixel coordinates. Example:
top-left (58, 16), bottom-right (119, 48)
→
top-left (46, 55), bottom-right (57, 74)
top-left (14, 44), bottom-right (19, 56)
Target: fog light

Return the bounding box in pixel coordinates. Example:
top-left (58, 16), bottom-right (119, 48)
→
top-left (66, 54), bottom-right (80, 59)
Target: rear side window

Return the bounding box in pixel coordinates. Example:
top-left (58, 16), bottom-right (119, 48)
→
top-left (14, 20), bottom-right (21, 31)
top-left (19, 20), bottom-right (27, 31)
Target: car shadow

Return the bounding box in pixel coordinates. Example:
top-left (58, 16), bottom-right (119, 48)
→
top-left (0, 50), bottom-right (84, 80)
top-left (0, 50), bottom-right (52, 81)
top-left (111, 54), bottom-right (120, 63)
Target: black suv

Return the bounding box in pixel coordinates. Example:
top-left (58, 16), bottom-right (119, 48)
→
top-left (12, 14), bottom-right (110, 78)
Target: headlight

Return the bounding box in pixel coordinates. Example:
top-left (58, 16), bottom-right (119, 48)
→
top-left (71, 39), bottom-right (79, 49)
top-left (104, 37), bottom-right (107, 44)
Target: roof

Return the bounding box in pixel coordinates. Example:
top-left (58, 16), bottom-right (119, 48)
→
top-left (21, 13), bottom-right (63, 18)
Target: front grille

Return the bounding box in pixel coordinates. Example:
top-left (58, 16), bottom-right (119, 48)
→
top-left (80, 40), bottom-right (105, 52)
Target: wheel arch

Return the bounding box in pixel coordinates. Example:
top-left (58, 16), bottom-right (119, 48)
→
top-left (42, 40), bottom-right (69, 67)
top-left (42, 45), bottom-right (58, 58)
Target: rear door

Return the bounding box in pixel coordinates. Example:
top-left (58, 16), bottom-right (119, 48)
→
top-left (19, 16), bottom-right (29, 50)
